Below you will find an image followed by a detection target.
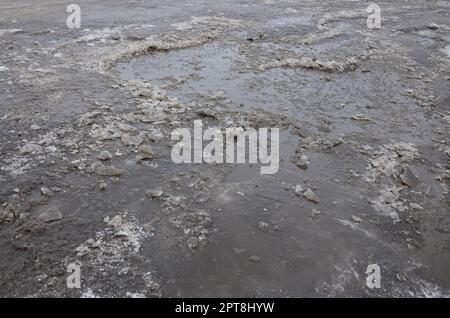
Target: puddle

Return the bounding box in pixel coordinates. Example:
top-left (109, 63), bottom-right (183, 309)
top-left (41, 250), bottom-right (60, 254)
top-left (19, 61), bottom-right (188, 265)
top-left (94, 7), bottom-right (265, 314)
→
top-left (116, 42), bottom-right (275, 112)
top-left (110, 36), bottom-right (448, 297)
top-left (115, 41), bottom-right (436, 143)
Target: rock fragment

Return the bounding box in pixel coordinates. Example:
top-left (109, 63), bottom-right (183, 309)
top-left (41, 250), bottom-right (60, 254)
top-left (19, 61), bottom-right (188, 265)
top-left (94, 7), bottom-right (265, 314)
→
top-left (121, 134), bottom-right (143, 146)
top-left (35, 274), bottom-right (48, 282)
top-left (410, 203), bottom-right (424, 210)
top-left (136, 153), bottom-right (153, 161)
top-left (20, 143), bottom-right (43, 154)
top-left (351, 115), bottom-right (372, 122)
top-left (40, 187), bottom-right (53, 196)
top-left (126, 292), bottom-right (146, 298)
top-left (146, 188), bottom-right (163, 198)
top-left (303, 188), bottom-right (319, 203)
top-left (311, 209), bottom-right (321, 218)
top-left (294, 184), bottom-right (304, 196)
top-left (295, 154), bottom-right (310, 169)
top-left (93, 162), bottom-right (122, 176)
top-left (257, 221), bottom-right (269, 231)
top-left (138, 144), bottom-right (154, 155)
top-left (118, 123), bottom-right (137, 132)
top-left (38, 207), bottom-right (63, 223)
top-left (389, 211), bottom-right (401, 224)
top-left (98, 150), bottom-right (112, 161)
top-left (115, 230), bottom-right (129, 238)
top-left (400, 166), bottom-right (419, 187)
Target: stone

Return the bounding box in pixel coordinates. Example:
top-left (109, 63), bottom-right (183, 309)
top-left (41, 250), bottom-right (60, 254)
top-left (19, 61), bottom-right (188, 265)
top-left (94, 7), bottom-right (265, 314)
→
top-left (295, 154), bottom-right (309, 169)
top-left (146, 188), bottom-right (163, 198)
top-left (38, 207), bottom-right (63, 223)
top-left (35, 274), bottom-right (48, 282)
top-left (400, 166), bottom-right (419, 187)
top-left (294, 184), bottom-right (303, 196)
top-left (442, 115), bottom-right (450, 124)
top-left (303, 188), bottom-right (319, 203)
top-left (250, 255), bottom-right (261, 262)
top-left (351, 115), bottom-right (372, 122)
top-left (311, 209), bottom-right (321, 218)
top-left (138, 144), bottom-right (154, 155)
top-left (121, 134), bottom-right (143, 146)
top-left (351, 215), bottom-right (362, 223)
top-left (20, 143), bottom-right (43, 154)
top-left (50, 186), bottom-right (62, 192)
top-left (126, 292), bottom-right (146, 298)
top-left (143, 223), bottom-right (155, 233)
top-left (136, 153), bottom-right (153, 161)
top-left (118, 123), bottom-right (137, 132)
top-left (93, 162), bottom-right (122, 176)
top-left (115, 230), bottom-right (129, 238)
top-left (410, 203), bottom-right (424, 210)
top-left (40, 187), bottom-right (53, 196)
top-left (257, 221), bottom-right (269, 231)
top-left (98, 182), bottom-right (107, 190)
top-left (98, 150), bottom-right (112, 161)
top-left (389, 211), bottom-right (401, 224)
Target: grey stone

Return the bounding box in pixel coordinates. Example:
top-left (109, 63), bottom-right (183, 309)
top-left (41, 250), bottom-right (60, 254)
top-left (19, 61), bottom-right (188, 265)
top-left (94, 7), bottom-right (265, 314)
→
top-left (294, 184), bottom-right (303, 196)
top-left (138, 144), bottom-right (154, 155)
top-left (40, 187), bottom-right (53, 196)
top-left (400, 166), bottom-right (419, 187)
top-left (295, 154), bottom-right (309, 169)
top-left (257, 221), bottom-right (269, 231)
top-left (311, 209), bottom-right (321, 218)
top-left (98, 150), bottom-right (112, 161)
top-left (121, 134), bottom-right (143, 146)
top-left (38, 207), bottom-right (63, 223)
top-left (136, 153), bottom-right (153, 161)
top-left (93, 162), bottom-right (122, 176)
top-left (303, 188), bottom-right (319, 203)
top-left (146, 188), bottom-right (163, 198)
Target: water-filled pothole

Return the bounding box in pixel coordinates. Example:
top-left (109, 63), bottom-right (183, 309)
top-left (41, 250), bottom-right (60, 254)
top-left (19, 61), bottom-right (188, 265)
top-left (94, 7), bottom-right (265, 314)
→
top-left (114, 40), bottom-right (434, 142)
top-left (114, 42), bottom-right (323, 117)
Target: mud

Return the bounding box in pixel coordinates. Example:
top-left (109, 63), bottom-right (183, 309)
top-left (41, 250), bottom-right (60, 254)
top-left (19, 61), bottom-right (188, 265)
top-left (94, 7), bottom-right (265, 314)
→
top-left (0, 0), bottom-right (449, 297)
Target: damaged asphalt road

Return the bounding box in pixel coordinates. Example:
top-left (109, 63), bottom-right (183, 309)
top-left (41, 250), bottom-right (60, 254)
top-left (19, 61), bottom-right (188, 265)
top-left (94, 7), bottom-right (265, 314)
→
top-left (0, 0), bottom-right (449, 297)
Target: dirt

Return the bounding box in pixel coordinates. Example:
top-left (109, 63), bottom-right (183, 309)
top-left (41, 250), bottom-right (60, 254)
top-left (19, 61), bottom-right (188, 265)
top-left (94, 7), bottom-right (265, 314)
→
top-left (0, 0), bottom-right (449, 297)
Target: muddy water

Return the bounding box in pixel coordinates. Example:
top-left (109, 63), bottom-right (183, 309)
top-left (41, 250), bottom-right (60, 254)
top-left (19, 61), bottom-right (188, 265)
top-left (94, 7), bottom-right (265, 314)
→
top-left (112, 29), bottom-right (449, 296)
top-left (1, 0), bottom-right (449, 297)
top-left (115, 40), bottom-right (438, 143)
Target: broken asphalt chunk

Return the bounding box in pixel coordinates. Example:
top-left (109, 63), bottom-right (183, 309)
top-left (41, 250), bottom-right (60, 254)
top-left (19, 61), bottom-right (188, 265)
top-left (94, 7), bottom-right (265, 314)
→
top-left (400, 166), bottom-right (420, 187)
top-left (303, 188), bottom-right (319, 203)
top-left (38, 206), bottom-right (63, 223)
